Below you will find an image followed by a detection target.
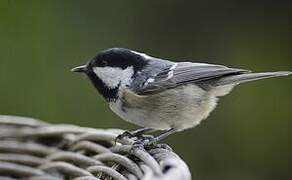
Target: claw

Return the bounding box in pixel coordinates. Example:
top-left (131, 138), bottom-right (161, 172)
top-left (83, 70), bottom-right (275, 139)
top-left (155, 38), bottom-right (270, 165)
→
top-left (130, 141), bottom-right (145, 153)
top-left (129, 139), bottom-right (147, 153)
top-left (139, 134), bottom-right (154, 140)
top-left (115, 130), bottom-right (154, 144)
top-left (115, 130), bottom-right (133, 144)
top-left (130, 137), bottom-right (172, 152)
top-left (132, 136), bottom-right (158, 149)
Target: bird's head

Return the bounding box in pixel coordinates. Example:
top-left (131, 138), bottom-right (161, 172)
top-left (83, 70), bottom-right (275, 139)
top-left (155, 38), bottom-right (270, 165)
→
top-left (72, 48), bottom-right (149, 101)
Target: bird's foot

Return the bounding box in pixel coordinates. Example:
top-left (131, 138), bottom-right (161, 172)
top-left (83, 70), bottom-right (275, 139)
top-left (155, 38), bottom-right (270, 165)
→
top-left (115, 130), bottom-right (134, 144)
top-left (115, 128), bottom-right (153, 144)
top-left (130, 135), bottom-right (172, 151)
top-left (130, 136), bottom-right (157, 151)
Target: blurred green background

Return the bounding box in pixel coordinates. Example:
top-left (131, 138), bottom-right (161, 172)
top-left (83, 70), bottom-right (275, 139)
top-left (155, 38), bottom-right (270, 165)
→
top-left (0, 0), bottom-right (291, 179)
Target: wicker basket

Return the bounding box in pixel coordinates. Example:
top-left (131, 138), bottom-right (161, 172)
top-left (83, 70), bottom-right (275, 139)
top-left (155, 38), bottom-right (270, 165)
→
top-left (0, 115), bottom-right (191, 180)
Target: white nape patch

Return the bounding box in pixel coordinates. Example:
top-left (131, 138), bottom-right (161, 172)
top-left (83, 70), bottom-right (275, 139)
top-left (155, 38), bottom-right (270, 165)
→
top-left (167, 63), bottom-right (178, 79)
top-left (93, 66), bottom-right (134, 89)
top-left (130, 50), bottom-right (152, 59)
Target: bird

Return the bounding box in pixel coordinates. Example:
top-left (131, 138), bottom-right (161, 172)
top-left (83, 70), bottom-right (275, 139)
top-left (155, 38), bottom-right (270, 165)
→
top-left (72, 48), bottom-right (291, 146)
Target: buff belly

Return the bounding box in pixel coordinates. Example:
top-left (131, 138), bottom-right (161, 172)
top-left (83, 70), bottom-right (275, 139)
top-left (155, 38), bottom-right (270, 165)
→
top-left (109, 84), bottom-right (219, 131)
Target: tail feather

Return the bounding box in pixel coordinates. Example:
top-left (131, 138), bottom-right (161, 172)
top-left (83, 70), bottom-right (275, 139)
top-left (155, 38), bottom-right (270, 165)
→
top-left (215, 71), bottom-right (291, 86)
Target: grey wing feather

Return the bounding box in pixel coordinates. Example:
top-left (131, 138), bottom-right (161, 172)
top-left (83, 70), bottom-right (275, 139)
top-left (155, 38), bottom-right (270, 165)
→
top-left (214, 71), bottom-right (292, 86)
top-left (168, 62), bottom-right (249, 84)
top-left (137, 62), bottom-right (249, 95)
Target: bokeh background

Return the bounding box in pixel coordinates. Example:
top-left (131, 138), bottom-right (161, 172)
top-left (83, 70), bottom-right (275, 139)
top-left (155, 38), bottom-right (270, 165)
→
top-left (1, 0), bottom-right (291, 179)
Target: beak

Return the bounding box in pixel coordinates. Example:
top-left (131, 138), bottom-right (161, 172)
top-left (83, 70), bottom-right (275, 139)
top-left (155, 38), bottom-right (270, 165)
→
top-left (71, 65), bottom-right (87, 73)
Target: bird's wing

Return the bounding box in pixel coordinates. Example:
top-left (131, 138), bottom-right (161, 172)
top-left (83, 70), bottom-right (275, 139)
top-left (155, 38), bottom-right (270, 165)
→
top-left (136, 62), bottom-right (249, 95)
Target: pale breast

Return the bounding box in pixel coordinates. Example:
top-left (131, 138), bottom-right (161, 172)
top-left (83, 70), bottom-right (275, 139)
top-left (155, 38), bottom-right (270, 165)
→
top-left (110, 84), bottom-right (218, 131)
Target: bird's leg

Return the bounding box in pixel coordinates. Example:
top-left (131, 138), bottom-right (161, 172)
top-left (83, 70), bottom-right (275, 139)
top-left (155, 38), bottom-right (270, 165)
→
top-left (131, 127), bottom-right (154, 137)
top-left (133, 128), bottom-right (177, 149)
top-left (115, 127), bottom-right (154, 143)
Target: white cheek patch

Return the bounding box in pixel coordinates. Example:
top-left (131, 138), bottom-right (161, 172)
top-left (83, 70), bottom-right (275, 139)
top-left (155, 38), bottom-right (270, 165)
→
top-left (93, 66), bottom-right (134, 89)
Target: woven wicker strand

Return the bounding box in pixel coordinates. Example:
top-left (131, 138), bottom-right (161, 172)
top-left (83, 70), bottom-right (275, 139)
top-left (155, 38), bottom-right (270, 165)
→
top-left (0, 115), bottom-right (191, 180)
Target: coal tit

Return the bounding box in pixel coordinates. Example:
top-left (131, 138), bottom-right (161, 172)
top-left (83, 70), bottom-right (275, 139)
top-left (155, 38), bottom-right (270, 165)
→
top-left (72, 48), bottom-right (291, 145)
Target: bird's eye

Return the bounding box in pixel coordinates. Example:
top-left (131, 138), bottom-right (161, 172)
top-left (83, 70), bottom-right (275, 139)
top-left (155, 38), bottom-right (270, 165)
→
top-left (99, 60), bottom-right (108, 66)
